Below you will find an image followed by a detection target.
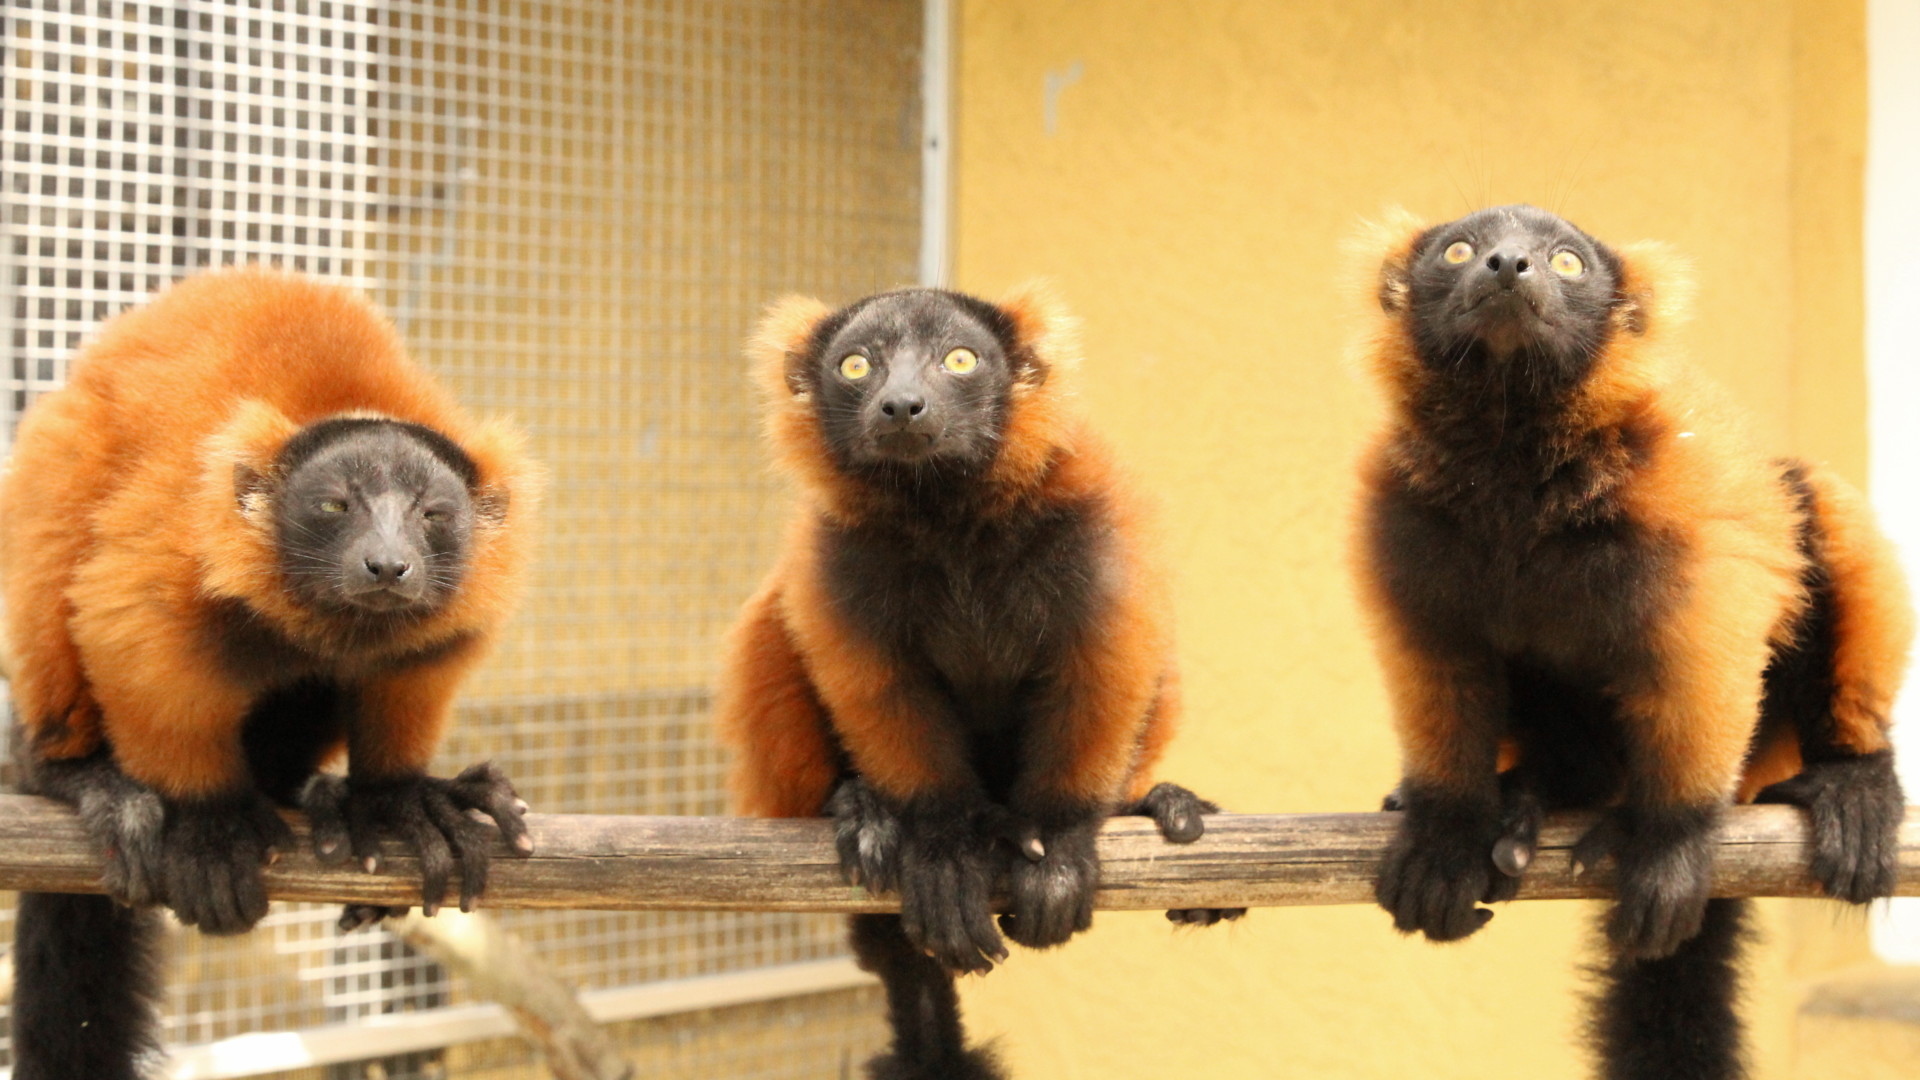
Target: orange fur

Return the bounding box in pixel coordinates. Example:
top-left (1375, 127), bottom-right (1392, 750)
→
top-left (1355, 216), bottom-right (1908, 808)
top-left (1802, 463), bottom-right (1913, 755)
top-left (1, 267), bottom-right (537, 797)
top-left (718, 286), bottom-right (1180, 816)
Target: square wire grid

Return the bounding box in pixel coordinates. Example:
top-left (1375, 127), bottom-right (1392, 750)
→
top-left (1, 0), bottom-right (923, 1073)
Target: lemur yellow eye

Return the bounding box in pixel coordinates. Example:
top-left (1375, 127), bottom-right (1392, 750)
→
top-left (320, 499), bottom-right (348, 514)
top-left (1443, 241), bottom-right (1474, 265)
top-left (1550, 250), bottom-right (1585, 277)
top-left (942, 347), bottom-right (978, 375)
top-left (839, 354), bottom-right (871, 381)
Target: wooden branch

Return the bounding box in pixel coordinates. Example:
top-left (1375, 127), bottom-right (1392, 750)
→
top-left (384, 910), bottom-right (633, 1080)
top-left (0, 795), bottom-right (1912, 911)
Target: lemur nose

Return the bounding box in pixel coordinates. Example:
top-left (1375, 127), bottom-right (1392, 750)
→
top-left (880, 394), bottom-right (927, 421)
top-left (364, 557), bottom-right (411, 583)
top-left (1486, 248), bottom-right (1531, 288)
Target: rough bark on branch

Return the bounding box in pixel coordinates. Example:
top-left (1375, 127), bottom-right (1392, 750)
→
top-left (0, 795), bottom-right (1911, 910)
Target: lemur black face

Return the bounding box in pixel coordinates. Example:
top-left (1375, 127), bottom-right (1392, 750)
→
top-left (809, 289), bottom-right (1018, 475)
top-left (1407, 204), bottom-right (1621, 380)
top-left (272, 419), bottom-right (477, 616)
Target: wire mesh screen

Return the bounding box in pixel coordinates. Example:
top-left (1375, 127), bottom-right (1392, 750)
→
top-left (0, 0), bottom-right (923, 1074)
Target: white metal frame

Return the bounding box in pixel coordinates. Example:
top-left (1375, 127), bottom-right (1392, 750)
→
top-left (0, 959), bottom-right (871, 1080)
top-left (1866, 0), bottom-right (1920, 965)
top-left (918, 0), bottom-right (952, 287)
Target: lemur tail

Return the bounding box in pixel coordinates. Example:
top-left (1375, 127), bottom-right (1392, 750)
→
top-left (1594, 897), bottom-right (1749, 1080)
top-left (850, 915), bottom-right (1007, 1080)
top-left (11, 892), bottom-right (165, 1080)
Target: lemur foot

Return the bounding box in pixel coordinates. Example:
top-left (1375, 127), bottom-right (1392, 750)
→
top-left (29, 753), bottom-right (170, 908)
top-left (1125, 782), bottom-right (1247, 927)
top-left (1756, 751), bottom-right (1903, 904)
top-left (1376, 785), bottom-right (1509, 942)
top-left (303, 762), bottom-right (532, 917)
top-left (28, 752), bottom-right (290, 932)
top-left (828, 777), bottom-right (904, 894)
top-left (999, 815), bottom-right (1099, 950)
top-left (1572, 805), bottom-right (1718, 960)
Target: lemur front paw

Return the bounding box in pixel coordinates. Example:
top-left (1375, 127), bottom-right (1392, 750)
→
top-left (1574, 805), bottom-right (1718, 959)
top-left (303, 762), bottom-right (532, 917)
top-left (1756, 751), bottom-right (1904, 904)
top-left (156, 793), bottom-right (296, 935)
top-left (828, 777), bottom-right (904, 894)
top-left (999, 817), bottom-right (1100, 949)
top-left (893, 797), bottom-right (1010, 975)
top-left (1382, 774), bottom-right (1541, 894)
top-left (1125, 782), bottom-right (1247, 927)
top-left (1376, 786), bottom-right (1506, 942)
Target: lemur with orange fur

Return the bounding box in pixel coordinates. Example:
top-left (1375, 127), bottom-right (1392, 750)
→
top-left (716, 286), bottom-right (1238, 1080)
top-left (1356, 205), bottom-right (1910, 1080)
top-left (2, 268), bottom-right (538, 1080)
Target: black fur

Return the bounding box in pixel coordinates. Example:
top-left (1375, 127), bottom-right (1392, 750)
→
top-left (1572, 803), bottom-right (1722, 960)
top-left (276, 416), bottom-right (480, 488)
top-left (1593, 898), bottom-right (1750, 1080)
top-left (11, 894), bottom-right (164, 1080)
top-left (850, 914), bottom-right (1008, 1080)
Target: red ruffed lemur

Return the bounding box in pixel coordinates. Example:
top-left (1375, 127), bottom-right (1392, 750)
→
top-left (1355, 205), bottom-right (1910, 1080)
top-left (1, 267), bottom-right (539, 1080)
top-left (715, 285), bottom-right (1240, 1080)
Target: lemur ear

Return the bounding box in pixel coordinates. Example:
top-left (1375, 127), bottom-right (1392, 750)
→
top-left (749, 295), bottom-right (835, 398)
top-left (996, 281), bottom-right (1079, 387)
top-left (1609, 241), bottom-right (1691, 339)
top-left (205, 399), bottom-right (299, 517)
top-left (1352, 207), bottom-right (1428, 316)
top-left (1378, 252), bottom-right (1413, 315)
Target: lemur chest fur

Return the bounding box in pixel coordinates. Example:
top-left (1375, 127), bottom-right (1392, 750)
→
top-left (823, 502), bottom-right (1107, 729)
top-left (1375, 451), bottom-right (1673, 678)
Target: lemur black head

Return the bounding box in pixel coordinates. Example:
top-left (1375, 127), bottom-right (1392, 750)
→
top-left (1400, 204), bottom-right (1623, 387)
top-left (268, 418), bottom-right (479, 616)
top-left (803, 289), bottom-right (1027, 479)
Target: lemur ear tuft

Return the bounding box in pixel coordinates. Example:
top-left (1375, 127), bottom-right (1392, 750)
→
top-left (1351, 207), bottom-right (1428, 317)
top-left (1378, 253), bottom-right (1413, 315)
top-left (996, 281), bottom-right (1079, 387)
top-left (1609, 241), bottom-right (1692, 339)
top-left (749, 295), bottom-right (835, 398)
top-left (205, 399), bottom-right (299, 517)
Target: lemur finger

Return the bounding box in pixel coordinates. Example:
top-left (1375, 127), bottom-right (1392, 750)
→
top-left (301, 775), bottom-right (354, 863)
top-left (338, 904), bottom-right (406, 933)
top-left (449, 764), bottom-right (535, 855)
top-left (981, 808), bottom-right (1045, 863)
top-left (1492, 836), bottom-right (1533, 878)
top-left (1129, 782), bottom-right (1214, 844)
top-left (345, 792), bottom-right (387, 874)
top-left (424, 787), bottom-right (489, 912)
top-left (252, 801), bottom-right (296, 865)
top-left (405, 805), bottom-right (457, 917)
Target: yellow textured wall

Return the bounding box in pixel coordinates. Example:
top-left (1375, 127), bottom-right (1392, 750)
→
top-left (948, 2), bottom-right (1868, 1077)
